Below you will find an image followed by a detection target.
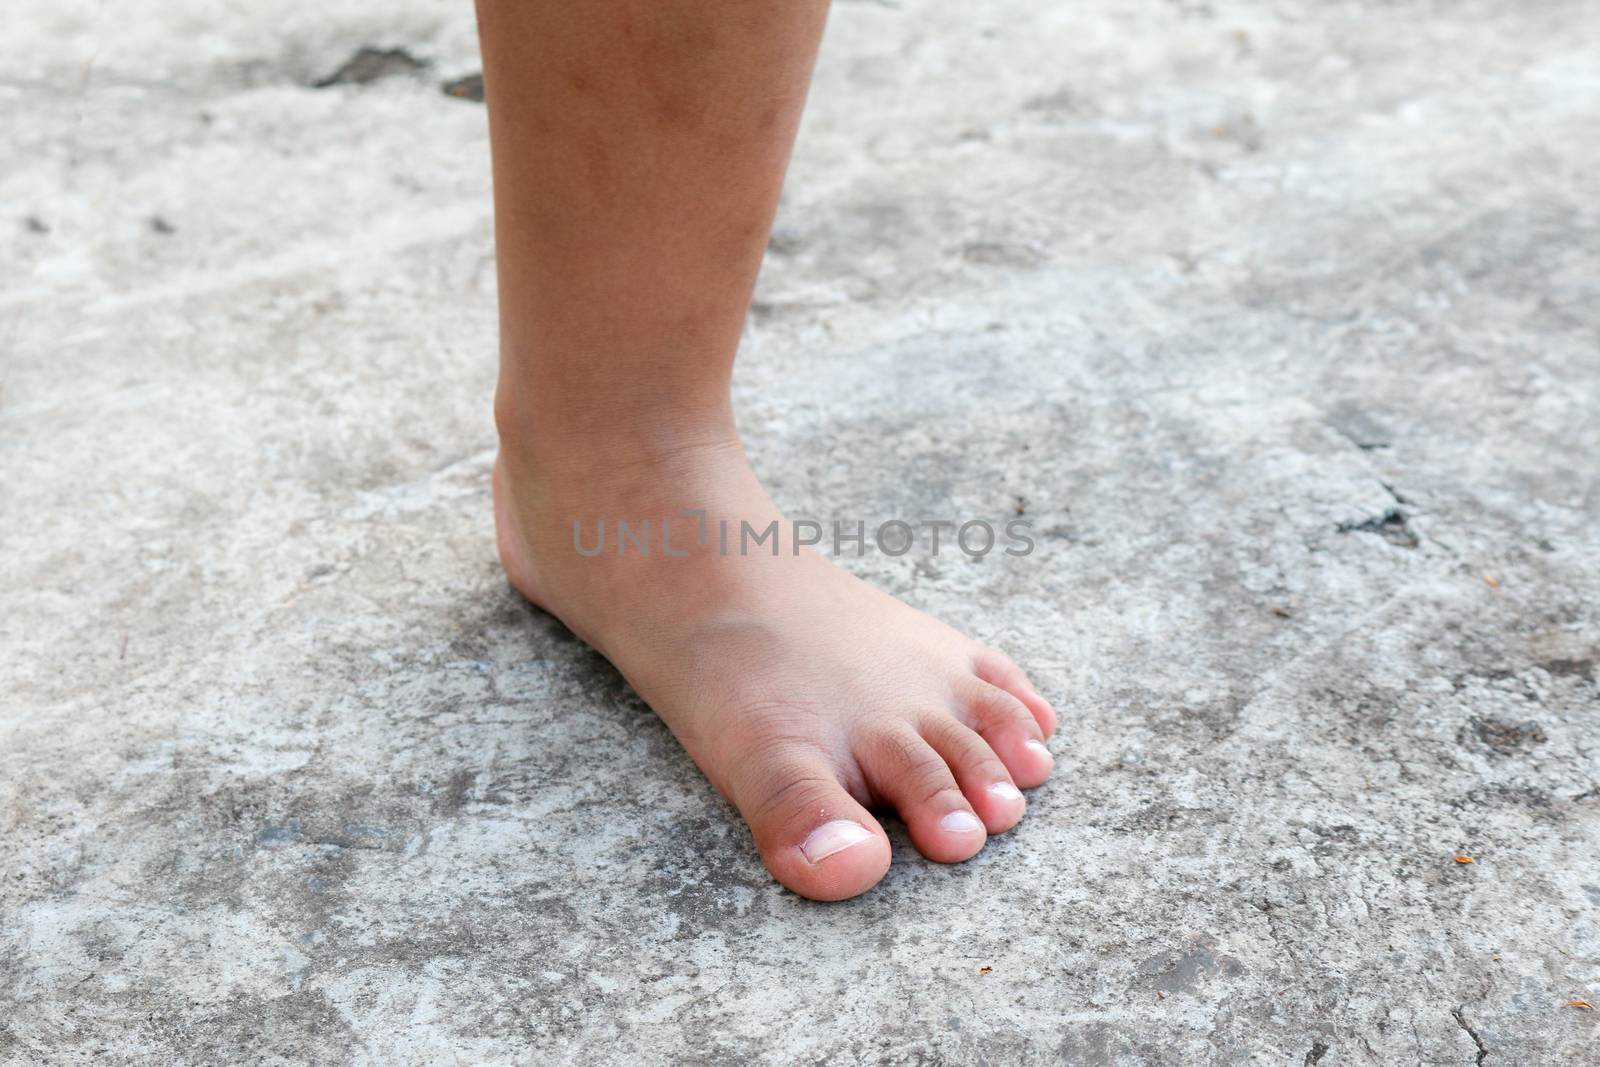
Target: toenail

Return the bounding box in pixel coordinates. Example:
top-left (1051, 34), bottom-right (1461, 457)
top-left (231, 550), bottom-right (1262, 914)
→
top-left (800, 820), bottom-right (873, 864)
top-left (1026, 739), bottom-right (1053, 760)
top-left (939, 810), bottom-right (984, 834)
top-left (988, 781), bottom-right (1023, 802)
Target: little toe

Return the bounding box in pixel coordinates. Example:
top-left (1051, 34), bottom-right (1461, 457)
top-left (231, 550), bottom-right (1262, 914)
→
top-left (956, 679), bottom-right (1055, 789)
top-left (973, 646), bottom-right (1057, 735)
top-left (855, 725), bottom-right (988, 864)
top-left (730, 750), bottom-right (891, 901)
top-left (919, 713), bottom-right (1026, 834)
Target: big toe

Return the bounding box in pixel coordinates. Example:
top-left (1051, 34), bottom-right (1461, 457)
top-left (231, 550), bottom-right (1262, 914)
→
top-left (731, 750), bottom-right (891, 901)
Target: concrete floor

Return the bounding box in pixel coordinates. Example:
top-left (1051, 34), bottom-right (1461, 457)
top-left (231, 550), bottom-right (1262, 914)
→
top-left (4, 0), bottom-right (1598, 1063)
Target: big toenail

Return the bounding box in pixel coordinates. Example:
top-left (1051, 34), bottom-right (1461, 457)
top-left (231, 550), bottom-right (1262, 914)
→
top-left (800, 820), bottom-right (873, 863)
top-left (988, 782), bottom-right (1023, 802)
top-left (939, 810), bottom-right (984, 833)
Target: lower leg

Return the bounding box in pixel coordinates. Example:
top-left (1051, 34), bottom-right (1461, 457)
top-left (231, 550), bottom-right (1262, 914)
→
top-left (480, 0), bottom-right (823, 463)
top-left (476, 0), bottom-right (1057, 900)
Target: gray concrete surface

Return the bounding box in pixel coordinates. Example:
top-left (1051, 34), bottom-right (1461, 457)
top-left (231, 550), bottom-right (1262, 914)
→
top-left (4, 0), bottom-right (1599, 1063)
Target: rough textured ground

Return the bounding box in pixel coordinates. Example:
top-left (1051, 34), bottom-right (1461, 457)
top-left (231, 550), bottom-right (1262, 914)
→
top-left (4, 0), bottom-right (1598, 1063)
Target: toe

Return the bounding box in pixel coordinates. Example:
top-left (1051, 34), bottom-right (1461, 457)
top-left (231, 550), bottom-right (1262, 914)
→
top-left (920, 714), bottom-right (1026, 834)
top-left (729, 750), bottom-right (891, 901)
top-left (973, 646), bottom-right (1056, 735)
top-left (956, 679), bottom-right (1055, 789)
top-left (856, 725), bottom-right (988, 864)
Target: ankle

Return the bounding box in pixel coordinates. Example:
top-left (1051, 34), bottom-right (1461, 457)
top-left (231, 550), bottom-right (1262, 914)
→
top-left (499, 391), bottom-right (748, 502)
top-left (494, 384), bottom-right (741, 480)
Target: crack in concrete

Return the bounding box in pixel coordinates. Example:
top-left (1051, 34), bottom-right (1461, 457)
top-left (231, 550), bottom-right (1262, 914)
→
top-left (1336, 508), bottom-right (1421, 549)
top-left (1452, 1007), bottom-right (1488, 1065)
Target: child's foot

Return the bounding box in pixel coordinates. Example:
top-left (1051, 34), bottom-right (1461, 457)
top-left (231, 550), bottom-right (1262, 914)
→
top-left (493, 424), bottom-right (1057, 901)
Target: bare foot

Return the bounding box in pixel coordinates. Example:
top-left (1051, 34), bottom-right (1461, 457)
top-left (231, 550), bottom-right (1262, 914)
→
top-left (494, 428), bottom-right (1057, 900)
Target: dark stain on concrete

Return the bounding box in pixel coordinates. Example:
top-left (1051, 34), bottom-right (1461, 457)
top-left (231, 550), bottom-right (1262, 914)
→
top-left (1138, 946), bottom-right (1247, 994)
top-left (1540, 656), bottom-right (1594, 680)
top-left (313, 47), bottom-right (427, 89)
top-left (1336, 509), bottom-right (1420, 548)
top-left (256, 819), bottom-right (304, 848)
top-left (442, 73), bottom-right (485, 102)
top-left (1469, 717), bottom-right (1548, 754)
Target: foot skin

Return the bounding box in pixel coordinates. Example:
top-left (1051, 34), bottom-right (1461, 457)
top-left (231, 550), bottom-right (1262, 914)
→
top-left (493, 432), bottom-right (1057, 901)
